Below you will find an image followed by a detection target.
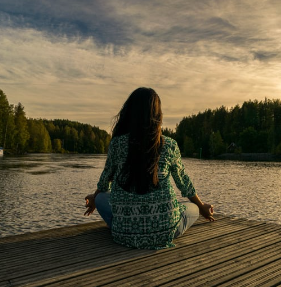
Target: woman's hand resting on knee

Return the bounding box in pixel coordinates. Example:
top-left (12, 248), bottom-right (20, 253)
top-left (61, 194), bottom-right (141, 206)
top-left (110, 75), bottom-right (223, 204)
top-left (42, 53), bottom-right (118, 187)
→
top-left (84, 194), bottom-right (96, 216)
top-left (198, 203), bottom-right (214, 221)
top-left (84, 189), bottom-right (101, 216)
top-left (189, 194), bottom-right (215, 222)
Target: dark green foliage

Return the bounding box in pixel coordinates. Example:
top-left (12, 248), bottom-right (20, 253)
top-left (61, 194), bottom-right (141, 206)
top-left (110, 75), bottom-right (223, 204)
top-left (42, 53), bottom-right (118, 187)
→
top-left (183, 136), bottom-right (195, 156)
top-left (239, 127), bottom-right (257, 153)
top-left (0, 89), bottom-right (111, 154)
top-left (176, 99), bottom-right (281, 158)
top-left (209, 131), bottom-right (226, 157)
top-left (27, 119), bottom-right (52, 153)
top-left (162, 127), bottom-right (176, 139)
top-left (2, 88), bottom-right (280, 157)
top-left (0, 90), bottom-right (15, 150)
top-left (43, 119), bottom-right (111, 154)
top-left (14, 103), bottom-right (30, 154)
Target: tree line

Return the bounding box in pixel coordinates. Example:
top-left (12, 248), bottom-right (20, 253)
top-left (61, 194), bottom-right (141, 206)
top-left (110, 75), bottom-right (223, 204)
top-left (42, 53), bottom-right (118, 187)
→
top-left (2, 88), bottom-right (281, 157)
top-left (163, 98), bottom-right (281, 158)
top-left (0, 89), bottom-right (111, 154)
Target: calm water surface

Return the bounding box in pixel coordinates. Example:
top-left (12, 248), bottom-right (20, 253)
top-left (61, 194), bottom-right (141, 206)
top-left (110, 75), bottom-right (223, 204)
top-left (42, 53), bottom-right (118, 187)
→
top-left (0, 154), bottom-right (280, 237)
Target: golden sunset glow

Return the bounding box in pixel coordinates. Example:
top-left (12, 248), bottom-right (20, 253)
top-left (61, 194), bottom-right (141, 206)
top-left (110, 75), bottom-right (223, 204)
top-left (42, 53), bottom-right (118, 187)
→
top-left (1, 0), bottom-right (281, 131)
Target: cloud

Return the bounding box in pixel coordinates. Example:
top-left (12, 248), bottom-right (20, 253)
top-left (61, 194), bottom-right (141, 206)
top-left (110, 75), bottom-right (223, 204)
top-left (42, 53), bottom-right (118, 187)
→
top-left (0, 0), bottom-right (133, 45)
top-left (0, 0), bottom-right (281, 131)
top-left (252, 51), bottom-right (280, 61)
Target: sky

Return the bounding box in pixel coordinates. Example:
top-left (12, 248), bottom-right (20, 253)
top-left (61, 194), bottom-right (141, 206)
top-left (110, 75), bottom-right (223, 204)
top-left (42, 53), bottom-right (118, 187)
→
top-left (0, 0), bottom-right (281, 132)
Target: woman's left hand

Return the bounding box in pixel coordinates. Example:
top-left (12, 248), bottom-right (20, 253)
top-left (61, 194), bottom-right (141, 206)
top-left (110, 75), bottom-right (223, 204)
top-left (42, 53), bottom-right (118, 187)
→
top-left (84, 194), bottom-right (96, 216)
top-left (199, 203), bottom-right (215, 221)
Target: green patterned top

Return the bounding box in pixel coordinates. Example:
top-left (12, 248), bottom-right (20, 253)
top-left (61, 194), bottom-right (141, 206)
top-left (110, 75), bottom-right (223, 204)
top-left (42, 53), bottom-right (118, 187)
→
top-left (97, 134), bottom-right (196, 249)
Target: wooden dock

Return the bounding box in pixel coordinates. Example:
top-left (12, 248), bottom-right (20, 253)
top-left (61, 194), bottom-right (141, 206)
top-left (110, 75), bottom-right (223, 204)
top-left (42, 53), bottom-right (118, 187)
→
top-left (0, 214), bottom-right (281, 287)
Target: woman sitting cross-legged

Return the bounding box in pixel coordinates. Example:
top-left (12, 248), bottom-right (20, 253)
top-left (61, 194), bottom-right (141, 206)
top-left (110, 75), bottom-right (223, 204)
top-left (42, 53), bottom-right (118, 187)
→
top-left (84, 87), bottom-right (214, 249)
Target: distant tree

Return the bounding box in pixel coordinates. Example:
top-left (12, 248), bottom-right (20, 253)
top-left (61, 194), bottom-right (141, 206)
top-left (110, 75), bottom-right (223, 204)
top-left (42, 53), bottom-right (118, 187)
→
top-left (162, 128), bottom-right (176, 139)
top-left (77, 130), bottom-right (85, 153)
top-left (213, 106), bottom-right (228, 142)
top-left (239, 127), bottom-right (258, 153)
top-left (45, 121), bottom-right (56, 138)
top-left (70, 127), bottom-right (79, 152)
top-left (183, 136), bottom-right (194, 157)
top-left (275, 141), bottom-right (281, 155)
top-left (63, 125), bottom-right (71, 151)
top-left (1, 89), bottom-right (112, 154)
top-left (175, 116), bottom-right (196, 151)
top-left (225, 104), bottom-right (242, 145)
top-left (43, 119), bottom-right (110, 154)
top-left (53, 139), bottom-right (62, 153)
top-left (0, 90), bottom-right (15, 150)
top-left (104, 134), bottom-right (111, 153)
top-left (256, 131), bottom-right (269, 152)
top-left (14, 103), bottom-right (30, 154)
top-left (84, 124), bottom-right (96, 153)
top-left (242, 100), bottom-right (259, 129)
top-left (273, 101), bottom-right (281, 146)
top-left (209, 131), bottom-right (225, 157)
top-left (175, 98), bottom-right (281, 157)
top-left (98, 138), bottom-right (105, 154)
top-left (28, 119), bottom-right (52, 152)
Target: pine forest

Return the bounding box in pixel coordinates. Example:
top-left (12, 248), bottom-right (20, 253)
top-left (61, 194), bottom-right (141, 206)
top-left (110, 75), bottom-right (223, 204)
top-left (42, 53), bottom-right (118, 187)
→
top-left (1, 89), bottom-right (281, 158)
top-left (163, 98), bottom-right (281, 158)
top-left (0, 89), bottom-right (111, 154)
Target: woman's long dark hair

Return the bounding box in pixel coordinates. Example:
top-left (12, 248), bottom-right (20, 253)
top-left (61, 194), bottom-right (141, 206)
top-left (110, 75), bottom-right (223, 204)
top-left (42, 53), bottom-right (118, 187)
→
top-left (112, 87), bottom-right (163, 194)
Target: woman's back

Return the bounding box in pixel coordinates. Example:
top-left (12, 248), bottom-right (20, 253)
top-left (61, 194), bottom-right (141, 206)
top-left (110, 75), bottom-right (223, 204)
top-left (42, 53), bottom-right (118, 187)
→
top-left (84, 87), bottom-right (214, 250)
top-left (97, 134), bottom-right (196, 249)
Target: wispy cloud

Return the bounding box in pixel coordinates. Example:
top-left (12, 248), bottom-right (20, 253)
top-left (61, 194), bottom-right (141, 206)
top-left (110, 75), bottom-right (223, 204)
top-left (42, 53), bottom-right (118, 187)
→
top-left (0, 0), bottom-right (281, 131)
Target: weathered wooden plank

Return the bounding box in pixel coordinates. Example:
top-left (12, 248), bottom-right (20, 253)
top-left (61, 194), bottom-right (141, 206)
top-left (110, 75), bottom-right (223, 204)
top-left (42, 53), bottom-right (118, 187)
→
top-left (85, 233), bottom-right (281, 287)
top-left (0, 221), bottom-right (107, 243)
top-left (159, 243), bottom-right (281, 286)
top-left (0, 216), bottom-right (227, 267)
top-left (0, 223), bottom-right (270, 284)
top-left (0, 216), bottom-right (280, 287)
top-left (0, 216), bottom-right (264, 282)
top-left (18, 223), bottom-right (280, 287)
top-left (217, 259), bottom-right (281, 287)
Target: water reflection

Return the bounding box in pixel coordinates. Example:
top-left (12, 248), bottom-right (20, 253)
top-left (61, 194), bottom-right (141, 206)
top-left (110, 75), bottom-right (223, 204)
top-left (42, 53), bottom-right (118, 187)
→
top-left (0, 154), bottom-right (280, 237)
top-left (0, 154), bottom-right (106, 237)
top-left (181, 159), bottom-right (281, 225)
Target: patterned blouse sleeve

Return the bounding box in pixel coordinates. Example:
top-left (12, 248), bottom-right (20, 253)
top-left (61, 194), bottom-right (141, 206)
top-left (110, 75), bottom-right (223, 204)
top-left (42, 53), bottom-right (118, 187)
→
top-left (97, 139), bottom-right (115, 192)
top-left (170, 141), bottom-right (196, 198)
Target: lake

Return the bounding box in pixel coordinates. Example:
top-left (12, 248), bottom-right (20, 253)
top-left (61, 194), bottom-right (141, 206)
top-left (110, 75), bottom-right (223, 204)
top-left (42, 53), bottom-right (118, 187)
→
top-left (0, 154), bottom-right (280, 237)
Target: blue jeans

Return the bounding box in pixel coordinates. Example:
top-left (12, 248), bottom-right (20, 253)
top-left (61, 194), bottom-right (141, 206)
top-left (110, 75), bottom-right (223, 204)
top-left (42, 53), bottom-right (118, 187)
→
top-left (95, 192), bottom-right (113, 228)
top-left (95, 192), bottom-right (199, 237)
top-left (173, 202), bottom-right (199, 238)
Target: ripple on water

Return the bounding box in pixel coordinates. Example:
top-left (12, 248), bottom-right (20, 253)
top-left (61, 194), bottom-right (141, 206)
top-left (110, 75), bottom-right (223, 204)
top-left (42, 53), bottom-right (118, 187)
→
top-left (182, 159), bottom-right (281, 225)
top-left (0, 155), bottom-right (281, 237)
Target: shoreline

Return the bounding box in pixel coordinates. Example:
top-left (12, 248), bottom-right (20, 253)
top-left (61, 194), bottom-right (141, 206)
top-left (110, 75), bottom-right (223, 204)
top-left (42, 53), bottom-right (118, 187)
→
top-left (217, 152), bottom-right (281, 161)
top-left (184, 152), bottom-right (281, 162)
top-left (2, 151), bottom-right (281, 162)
